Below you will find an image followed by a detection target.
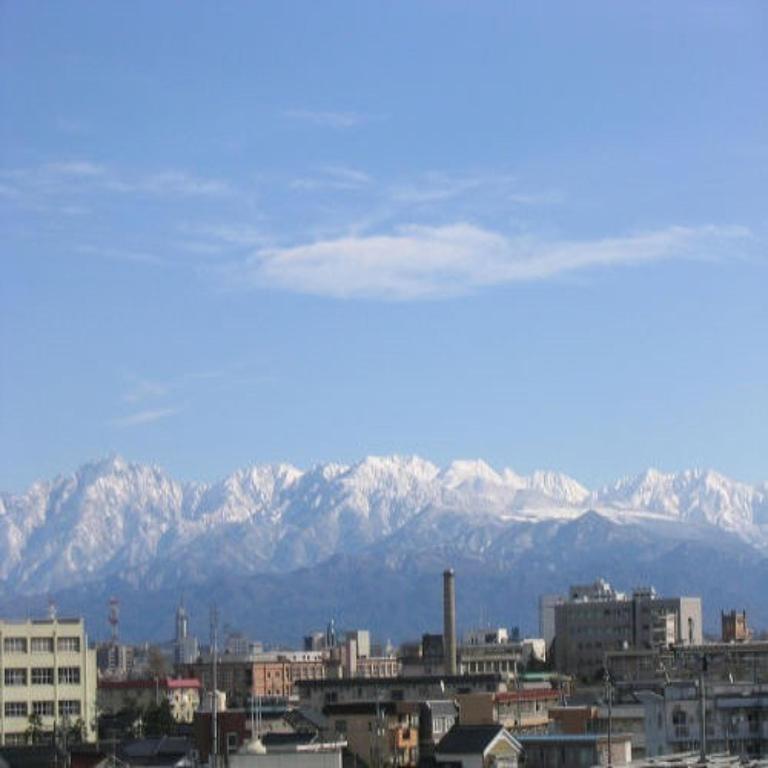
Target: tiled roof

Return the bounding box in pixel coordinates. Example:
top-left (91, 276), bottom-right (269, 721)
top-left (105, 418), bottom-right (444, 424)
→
top-left (437, 725), bottom-right (511, 755)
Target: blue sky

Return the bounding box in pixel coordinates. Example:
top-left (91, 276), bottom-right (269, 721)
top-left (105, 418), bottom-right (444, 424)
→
top-left (1, 1), bottom-right (766, 491)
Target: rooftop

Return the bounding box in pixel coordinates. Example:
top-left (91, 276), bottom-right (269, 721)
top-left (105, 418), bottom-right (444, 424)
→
top-left (437, 725), bottom-right (519, 755)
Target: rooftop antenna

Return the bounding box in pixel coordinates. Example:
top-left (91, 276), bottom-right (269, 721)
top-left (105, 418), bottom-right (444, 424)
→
top-left (108, 597), bottom-right (120, 643)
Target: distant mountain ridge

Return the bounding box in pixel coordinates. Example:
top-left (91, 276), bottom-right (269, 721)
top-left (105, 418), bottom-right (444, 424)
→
top-left (1, 455), bottom-right (767, 642)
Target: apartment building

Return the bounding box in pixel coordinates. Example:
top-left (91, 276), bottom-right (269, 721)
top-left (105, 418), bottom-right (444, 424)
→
top-left (457, 688), bottom-right (561, 732)
top-left (97, 677), bottom-right (202, 722)
top-left (0, 618), bottom-right (97, 745)
top-left (295, 674), bottom-right (505, 713)
top-left (553, 580), bottom-right (702, 680)
top-left (188, 651), bottom-right (326, 703)
top-left (640, 681), bottom-right (768, 759)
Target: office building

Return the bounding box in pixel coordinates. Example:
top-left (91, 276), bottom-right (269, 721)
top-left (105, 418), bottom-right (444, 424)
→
top-left (553, 580), bottom-right (702, 680)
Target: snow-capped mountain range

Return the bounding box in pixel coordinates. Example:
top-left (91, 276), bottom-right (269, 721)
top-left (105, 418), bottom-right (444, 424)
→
top-left (2, 455), bottom-right (767, 597)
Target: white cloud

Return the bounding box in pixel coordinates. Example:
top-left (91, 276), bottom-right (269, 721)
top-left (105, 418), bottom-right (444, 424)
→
top-left (291, 165), bottom-right (372, 191)
top-left (232, 223), bottom-right (750, 300)
top-left (0, 162), bottom-right (231, 203)
top-left (283, 109), bottom-right (370, 129)
top-left (387, 171), bottom-right (558, 207)
top-left (111, 407), bottom-right (181, 428)
top-left (123, 379), bottom-right (171, 404)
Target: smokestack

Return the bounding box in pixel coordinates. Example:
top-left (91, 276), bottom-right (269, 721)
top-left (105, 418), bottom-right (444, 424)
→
top-left (443, 569), bottom-right (457, 675)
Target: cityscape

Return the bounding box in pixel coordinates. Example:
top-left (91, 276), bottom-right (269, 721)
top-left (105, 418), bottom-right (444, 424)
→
top-left (2, 571), bottom-right (768, 767)
top-left (2, 1), bottom-right (766, 767)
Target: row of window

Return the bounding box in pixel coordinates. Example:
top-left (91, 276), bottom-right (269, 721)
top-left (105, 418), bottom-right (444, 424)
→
top-left (4, 700), bottom-right (81, 718)
top-left (4, 667), bottom-right (81, 686)
top-left (3, 637), bottom-right (81, 653)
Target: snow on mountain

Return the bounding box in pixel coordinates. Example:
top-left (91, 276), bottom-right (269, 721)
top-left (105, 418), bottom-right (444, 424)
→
top-left (595, 467), bottom-right (767, 539)
top-left (0, 455), bottom-right (766, 596)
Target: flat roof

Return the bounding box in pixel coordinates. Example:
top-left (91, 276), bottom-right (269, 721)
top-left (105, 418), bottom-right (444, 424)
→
top-left (295, 674), bottom-right (502, 688)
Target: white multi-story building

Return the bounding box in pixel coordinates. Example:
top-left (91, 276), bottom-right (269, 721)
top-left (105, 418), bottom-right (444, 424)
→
top-left (0, 617), bottom-right (97, 745)
top-left (640, 681), bottom-right (768, 760)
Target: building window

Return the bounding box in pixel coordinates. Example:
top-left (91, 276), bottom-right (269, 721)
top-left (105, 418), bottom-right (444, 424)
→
top-left (5, 734), bottom-right (26, 746)
top-left (57, 637), bottom-right (81, 653)
top-left (31, 667), bottom-right (55, 685)
top-left (58, 666), bottom-right (81, 684)
top-left (3, 637), bottom-right (27, 653)
top-left (58, 700), bottom-right (81, 717)
top-left (4, 668), bottom-right (27, 686)
top-left (33, 701), bottom-right (56, 717)
top-left (31, 637), bottom-right (55, 653)
top-left (4, 702), bottom-right (28, 718)
top-left (226, 732), bottom-right (239, 754)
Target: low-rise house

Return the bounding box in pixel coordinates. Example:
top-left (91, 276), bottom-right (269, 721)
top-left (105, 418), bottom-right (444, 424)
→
top-left (435, 724), bottom-right (522, 768)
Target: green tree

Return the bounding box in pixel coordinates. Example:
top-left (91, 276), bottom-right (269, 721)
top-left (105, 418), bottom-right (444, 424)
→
top-left (25, 713), bottom-right (45, 745)
top-left (142, 698), bottom-right (175, 738)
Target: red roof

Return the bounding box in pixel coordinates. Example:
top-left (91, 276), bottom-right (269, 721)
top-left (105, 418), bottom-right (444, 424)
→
top-left (99, 677), bottom-right (201, 690)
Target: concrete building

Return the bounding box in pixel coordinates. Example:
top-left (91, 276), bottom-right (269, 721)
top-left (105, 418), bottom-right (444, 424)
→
top-left (539, 596), bottom-right (564, 652)
top-left (324, 700), bottom-right (419, 766)
top-left (295, 674), bottom-right (506, 713)
top-left (229, 742), bottom-right (344, 768)
top-left (639, 680), bottom-right (768, 759)
top-left (553, 580), bottom-right (702, 680)
top-left (0, 617), bottom-right (97, 745)
top-left (459, 636), bottom-right (546, 677)
top-left (457, 689), bottom-right (560, 732)
top-left (517, 734), bottom-right (632, 768)
top-left (345, 631), bottom-right (371, 660)
top-left (399, 634), bottom-right (447, 677)
top-left (722, 611), bottom-right (751, 643)
top-left (189, 651), bottom-right (327, 704)
top-left (97, 677), bottom-right (202, 722)
top-left (606, 642), bottom-right (768, 687)
top-left (95, 641), bottom-right (135, 680)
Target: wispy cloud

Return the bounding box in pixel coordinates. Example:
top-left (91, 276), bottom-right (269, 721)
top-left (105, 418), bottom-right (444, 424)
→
top-left (388, 171), bottom-right (560, 206)
top-left (291, 165), bottom-right (372, 191)
top-left (227, 223), bottom-right (750, 300)
top-left (0, 161), bottom-right (232, 204)
top-left (111, 406), bottom-right (181, 428)
top-left (283, 109), bottom-right (371, 129)
top-left (123, 379), bottom-right (172, 404)
top-left (76, 245), bottom-right (168, 267)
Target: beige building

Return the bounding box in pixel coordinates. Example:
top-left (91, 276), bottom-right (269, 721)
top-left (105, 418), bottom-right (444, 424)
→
top-left (325, 701), bottom-right (420, 767)
top-left (97, 677), bottom-right (201, 722)
top-left (0, 617), bottom-right (97, 745)
top-left (457, 689), bottom-right (560, 732)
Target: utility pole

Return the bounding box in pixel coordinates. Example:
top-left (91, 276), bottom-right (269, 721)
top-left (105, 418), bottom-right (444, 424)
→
top-left (699, 654), bottom-right (708, 764)
top-left (210, 605), bottom-right (219, 768)
top-left (604, 666), bottom-right (613, 768)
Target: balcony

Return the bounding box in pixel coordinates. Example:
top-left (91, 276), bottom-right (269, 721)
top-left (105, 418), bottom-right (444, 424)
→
top-left (392, 727), bottom-right (418, 749)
